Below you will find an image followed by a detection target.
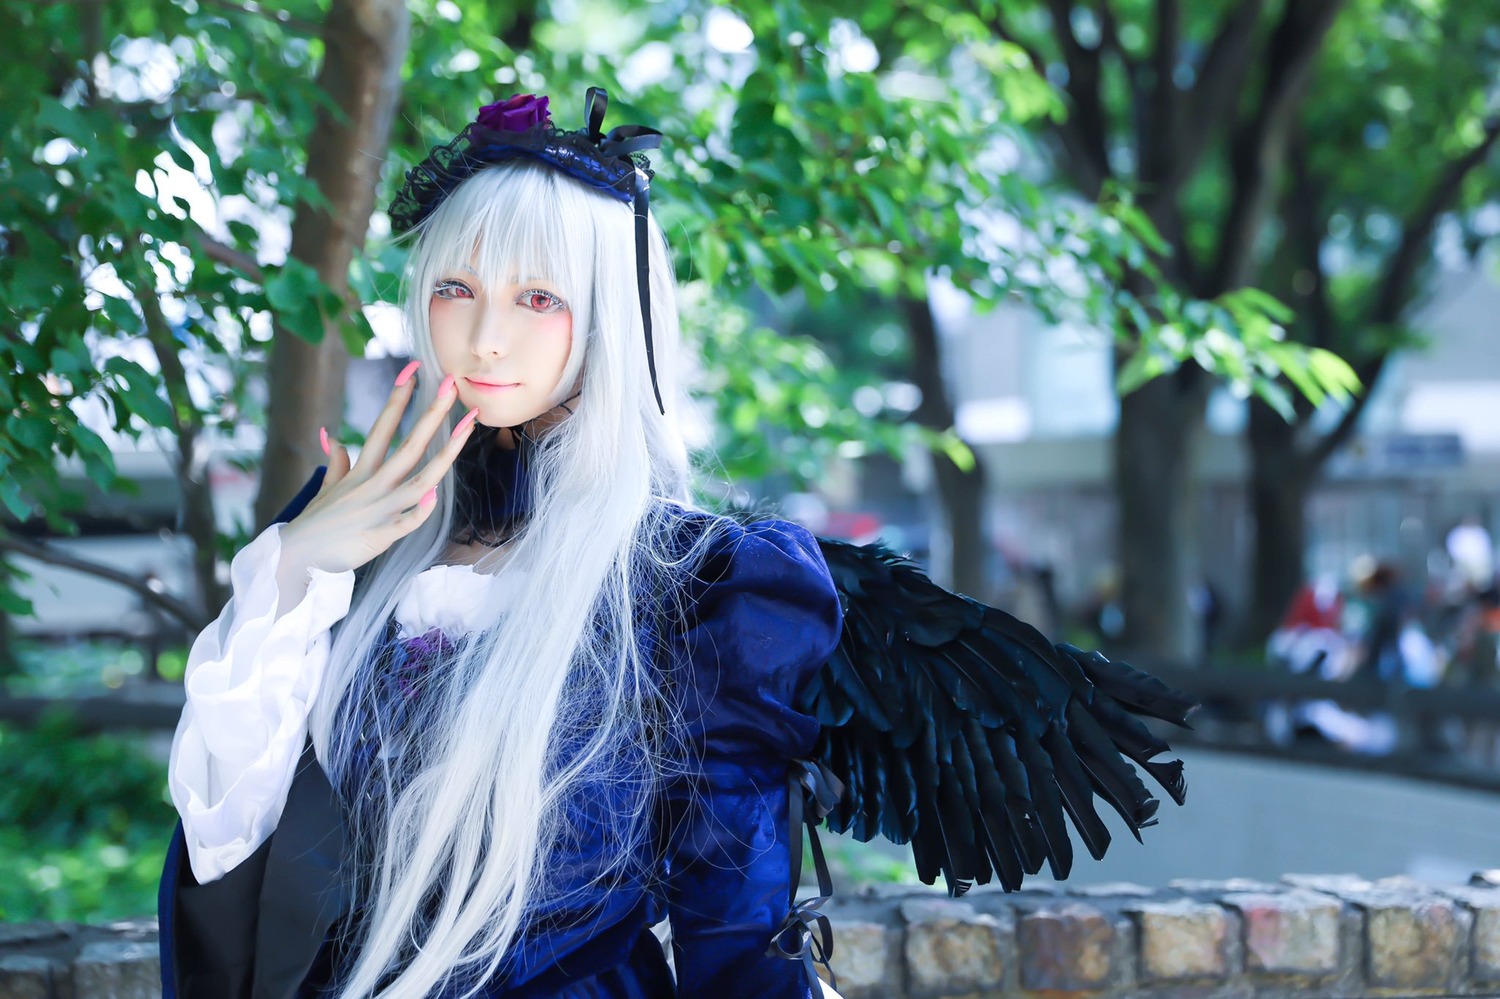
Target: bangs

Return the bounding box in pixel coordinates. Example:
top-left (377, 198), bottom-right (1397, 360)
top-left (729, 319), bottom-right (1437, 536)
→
top-left (413, 161), bottom-right (596, 312)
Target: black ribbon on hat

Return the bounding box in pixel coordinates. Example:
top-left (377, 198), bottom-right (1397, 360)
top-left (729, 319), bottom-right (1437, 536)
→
top-left (583, 88), bottom-right (666, 415)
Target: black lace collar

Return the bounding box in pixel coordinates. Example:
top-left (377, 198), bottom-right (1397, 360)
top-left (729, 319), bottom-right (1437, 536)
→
top-left (449, 427), bottom-right (533, 547)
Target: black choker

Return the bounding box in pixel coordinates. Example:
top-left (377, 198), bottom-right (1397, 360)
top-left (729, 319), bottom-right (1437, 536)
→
top-left (449, 428), bottom-right (532, 547)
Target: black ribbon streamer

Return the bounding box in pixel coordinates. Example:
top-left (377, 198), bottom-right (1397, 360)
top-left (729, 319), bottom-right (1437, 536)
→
top-left (584, 87), bottom-right (668, 416)
top-left (768, 758), bottom-right (846, 993)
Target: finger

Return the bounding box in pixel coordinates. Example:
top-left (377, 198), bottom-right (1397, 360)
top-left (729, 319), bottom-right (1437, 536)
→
top-left (369, 376), bottom-right (462, 490)
top-left (386, 485), bottom-right (440, 541)
top-left (391, 406), bottom-right (480, 509)
top-left (348, 361), bottom-right (424, 484)
top-left (325, 435), bottom-right (352, 489)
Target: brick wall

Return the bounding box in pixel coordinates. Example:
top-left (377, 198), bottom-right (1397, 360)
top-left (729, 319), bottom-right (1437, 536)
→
top-left (5, 873), bottom-right (1500, 998)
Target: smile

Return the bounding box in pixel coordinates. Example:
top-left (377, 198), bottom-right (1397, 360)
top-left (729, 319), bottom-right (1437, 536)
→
top-left (466, 377), bottom-right (522, 391)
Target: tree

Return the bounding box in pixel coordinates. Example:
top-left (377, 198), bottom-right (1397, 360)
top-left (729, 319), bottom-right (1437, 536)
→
top-left (985, 0), bottom-right (1353, 660)
top-left (254, 0), bottom-right (409, 527)
top-left (1, 0), bottom-right (1349, 645)
top-left (626, 2), bottom-right (1352, 598)
top-left (1243, 0), bottom-right (1500, 642)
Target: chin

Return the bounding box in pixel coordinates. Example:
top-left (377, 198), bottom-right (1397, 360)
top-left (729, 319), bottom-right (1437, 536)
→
top-left (468, 399), bottom-right (548, 429)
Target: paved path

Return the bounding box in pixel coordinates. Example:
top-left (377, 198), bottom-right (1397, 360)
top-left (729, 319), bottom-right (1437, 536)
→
top-left (838, 747), bottom-right (1500, 889)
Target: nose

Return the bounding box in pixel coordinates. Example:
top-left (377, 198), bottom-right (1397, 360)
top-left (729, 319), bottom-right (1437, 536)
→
top-left (470, 299), bottom-right (514, 358)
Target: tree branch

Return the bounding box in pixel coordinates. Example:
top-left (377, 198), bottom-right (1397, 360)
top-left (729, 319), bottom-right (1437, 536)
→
top-left (1308, 354), bottom-right (1390, 467)
top-left (988, 14), bottom-right (1112, 201)
top-left (198, 0), bottom-right (321, 35)
top-left (194, 228), bottom-right (265, 283)
top-left (1166, 0), bottom-right (1266, 193)
top-left (1307, 114), bottom-right (1500, 468)
top-left (1094, 0), bottom-right (1141, 100)
top-left (1095, 0), bottom-right (1132, 68)
top-left (1209, 0), bottom-right (1344, 294)
top-left (1291, 147), bottom-right (1335, 345)
top-left (497, 0), bottom-right (541, 51)
top-left (1281, 128), bottom-right (1335, 429)
top-left (131, 245), bottom-right (228, 614)
top-left (1372, 115), bottom-right (1500, 324)
top-left (40, 0), bottom-right (320, 33)
top-left (0, 536), bottom-right (208, 631)
top-left (1045, 0), bottom-right (1113, 195)
top-left (1139, 0), bottom-right (1180, 192)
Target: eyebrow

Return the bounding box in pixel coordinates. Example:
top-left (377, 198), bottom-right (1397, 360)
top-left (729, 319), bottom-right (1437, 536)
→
top-left (450, 267), bottom-right (555, 287)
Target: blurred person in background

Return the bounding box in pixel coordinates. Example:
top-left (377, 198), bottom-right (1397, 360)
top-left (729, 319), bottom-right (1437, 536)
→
top-left (1267, 574), bottom-right (1348, 679)
top-left (1447, 514), bottom-right (1495, 594)
top-left (1444, 587), bottom-right (1500, 766)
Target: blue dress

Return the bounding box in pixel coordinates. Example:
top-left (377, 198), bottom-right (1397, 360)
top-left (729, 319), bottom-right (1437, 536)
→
top-left (158, 454), bottom-right (844, 999)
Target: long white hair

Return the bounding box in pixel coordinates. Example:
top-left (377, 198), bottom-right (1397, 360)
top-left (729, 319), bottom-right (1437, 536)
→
top-left (308, 161), bottom-right (728, 998)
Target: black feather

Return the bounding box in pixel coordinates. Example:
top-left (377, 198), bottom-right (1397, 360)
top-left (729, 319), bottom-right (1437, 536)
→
top-left (804, 538), bottom-right (1198, 894)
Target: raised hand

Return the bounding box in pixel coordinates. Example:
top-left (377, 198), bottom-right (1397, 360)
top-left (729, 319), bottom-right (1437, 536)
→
top-left (279, 361), bottom-right (479, 580)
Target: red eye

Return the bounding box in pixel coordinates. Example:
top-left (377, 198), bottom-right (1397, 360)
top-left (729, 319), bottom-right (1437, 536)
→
top-left (434, 280), bottom-right (474, 300)
top-left (525, 290), bottom-right (560, 311)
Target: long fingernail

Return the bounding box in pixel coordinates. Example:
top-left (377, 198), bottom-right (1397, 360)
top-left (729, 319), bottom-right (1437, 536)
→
top-left (420, 487), bottom-right (437, 508)
top-left (319, 426), bottom-right (329, 455)
top-left (438, 374), bottom-right (455, 396)
top-left (395, 360), bottom-right (420, 387)
top-left (450, 406), bottom-right (480, 439)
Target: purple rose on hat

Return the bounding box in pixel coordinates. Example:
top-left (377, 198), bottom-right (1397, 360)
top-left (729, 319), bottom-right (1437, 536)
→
top-left (475, 93), bottom-right (551, 132)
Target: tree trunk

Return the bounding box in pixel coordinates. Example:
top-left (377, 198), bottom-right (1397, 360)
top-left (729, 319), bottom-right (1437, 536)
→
top-left (255, 0), bottom-right (410, 530)
top-left (901, 295), bottom-right (989, 598)
top-left (1246, 395), bottom-right (1314, 645)
top-left (1114, 364), bottom-right (1209, 663)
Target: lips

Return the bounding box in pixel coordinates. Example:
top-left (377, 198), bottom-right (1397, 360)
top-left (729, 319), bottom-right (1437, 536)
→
top-left (466, 376), bottom-right (520, 389)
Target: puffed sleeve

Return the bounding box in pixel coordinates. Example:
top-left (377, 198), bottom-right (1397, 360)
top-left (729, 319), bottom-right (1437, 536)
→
top-left (167, 496), bottom-right (354, 884)
top-left (658, 517), bottom-right (843, 997)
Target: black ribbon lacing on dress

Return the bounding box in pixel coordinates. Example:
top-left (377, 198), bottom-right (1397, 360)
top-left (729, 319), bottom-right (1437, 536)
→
top-left (768, 758), bottom-right (845, 993)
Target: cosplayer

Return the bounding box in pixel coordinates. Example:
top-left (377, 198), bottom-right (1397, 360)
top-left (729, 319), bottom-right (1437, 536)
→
top-left (157, 88), bottom-right (1196, 999)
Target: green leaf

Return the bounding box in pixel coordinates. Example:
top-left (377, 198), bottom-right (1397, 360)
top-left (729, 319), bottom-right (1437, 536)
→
top-left (99, 295), bottom-right (142, 336)
top-left (103, 358), bottom-right (174, 427)
top-left (1230, 287), bottom-right (1296, 325)
top-left (6, 415), bottom-right (54, 452)
top-left (263, 259), bottom-right (327, 344)
top-left (1116, 348), bottom-right (1169, 396)
top-left (697, 230), bottom-right (730, 285)
top-left (1306, 348), bottom-right (1362, 401)
top-left (0, 477), bottom-right (33, 520)
top-left (35, 98), bottom-right (95, 146)
top-left (0, 588), bottom-right (36, 616)
top-left (1252, 379), bottom-right (1296, 420)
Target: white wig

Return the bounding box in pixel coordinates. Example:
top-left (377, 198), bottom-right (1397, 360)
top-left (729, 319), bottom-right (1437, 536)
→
top-left (308, 161), bottom-right (728, 998)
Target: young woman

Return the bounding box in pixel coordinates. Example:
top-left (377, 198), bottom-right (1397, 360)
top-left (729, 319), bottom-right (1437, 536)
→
top-left (159, 90), bottom-right (842, 997)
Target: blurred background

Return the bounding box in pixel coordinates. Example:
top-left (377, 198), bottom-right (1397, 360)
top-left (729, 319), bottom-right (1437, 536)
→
top-left (1, 0), bottom-right (1498, 924)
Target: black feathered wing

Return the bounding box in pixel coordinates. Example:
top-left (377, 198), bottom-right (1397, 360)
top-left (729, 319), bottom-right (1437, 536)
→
top-left (800, 538), bottom-right (1197, 896)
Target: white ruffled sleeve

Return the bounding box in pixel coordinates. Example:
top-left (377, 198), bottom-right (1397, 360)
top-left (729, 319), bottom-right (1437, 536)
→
top-left (167, 521), bottom-right (355, 885)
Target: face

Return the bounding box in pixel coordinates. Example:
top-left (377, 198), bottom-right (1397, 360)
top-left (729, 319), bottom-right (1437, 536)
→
top-left (428, 266), bottom-right (575, 430)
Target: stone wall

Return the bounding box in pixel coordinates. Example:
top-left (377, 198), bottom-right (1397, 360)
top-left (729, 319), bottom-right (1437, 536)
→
top-left (821, 872), bottom-right (1500, 998)
top-left (5, 873), bottom-right (1500, 998)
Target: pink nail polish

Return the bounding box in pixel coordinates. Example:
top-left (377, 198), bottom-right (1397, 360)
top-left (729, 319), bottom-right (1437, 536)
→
top-left (319, 426), bottom-right (329, 455)
top-left (438, 374), bottom-right (456, 395)
top-left (420, 487), bottom-right (437, 507)
top-left (450, 406), bottom-right (479, 439)
top-left (395, 360), bottom-right (420, 387)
